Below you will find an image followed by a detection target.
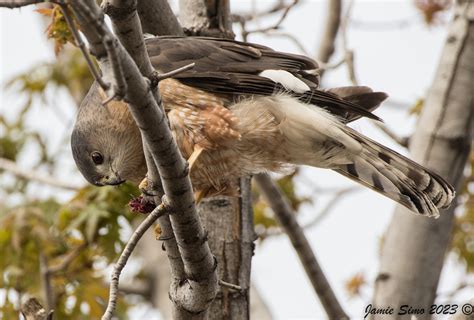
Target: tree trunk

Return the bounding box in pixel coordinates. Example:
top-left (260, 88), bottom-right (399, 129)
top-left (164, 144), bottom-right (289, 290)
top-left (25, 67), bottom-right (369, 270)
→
top-left (372, 2), bottom-right (474, 319)
top-left (178, 1), bottom-right (255, 319)
top-left (199, 178), bottom-right (255, 319)
top-left (179, 0), bottom-right (234, 38)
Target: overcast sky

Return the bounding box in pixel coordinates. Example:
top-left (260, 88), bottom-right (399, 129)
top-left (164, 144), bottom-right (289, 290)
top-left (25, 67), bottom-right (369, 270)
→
top-left (1, 1), bottom-right (471, 319)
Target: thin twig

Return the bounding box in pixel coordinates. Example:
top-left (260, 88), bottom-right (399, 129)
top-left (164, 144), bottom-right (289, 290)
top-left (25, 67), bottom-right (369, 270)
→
top-left (0, 157), bottom-right (81, 190)
top-left (47, 242), bottom-right (87, 275)
top-left (102, 204), bottom-right (168, 320)
top-left (242, 0), bottom-right (299, 38)
top-left (232, 0), bottom-right (288, 23)
top-left (57, 1), bottom-right (108, 90)
top-left (255, 173), bottom-right (348, 320)
top-left (318, 58), bottom-right (345, 72)
top-left (317, 0), bottom-right (342, 75)
top-left (263, 30), bottom-right (309, 55)
top-left (256, 186), bottom-right (359, 237)
top-left (103, 35), bottom-right (127, 99)
top-left (302, 187), bottom-right (359, 229)
top-left (39, 252), bottom-right (54, 313)
top-left (218, 279), bottom-right (244, 292)
top-left (372, 121), bottom-right (410, 148)
top-left (156, 63), bottom-right (195, 81)
top-left (340, 0), bottom-right (358, 86)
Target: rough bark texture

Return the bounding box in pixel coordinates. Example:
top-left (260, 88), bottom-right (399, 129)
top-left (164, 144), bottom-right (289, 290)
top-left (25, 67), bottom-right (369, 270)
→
top-left (199, 178), bottom-right (256, 319)
top-left (372, 2), bottom-right (474, 318)
top-left (21, 298), bottom-right (52, 320)
top-left (178, 1), bottom-right (254, 319)
top-left (255, 173), bottom-right (348, 320)
top-left (179, 0), bottom-right (235, 38)
top-left (137, 0), bottom-right (184, 36)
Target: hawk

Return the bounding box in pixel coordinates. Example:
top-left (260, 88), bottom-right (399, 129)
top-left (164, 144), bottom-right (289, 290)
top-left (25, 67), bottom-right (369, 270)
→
top-left (71, 36), bottom-right (455, 217)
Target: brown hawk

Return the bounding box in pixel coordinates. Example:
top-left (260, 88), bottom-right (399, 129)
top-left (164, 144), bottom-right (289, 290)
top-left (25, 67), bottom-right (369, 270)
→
top-left (71, 36), bottom-right (454, 217)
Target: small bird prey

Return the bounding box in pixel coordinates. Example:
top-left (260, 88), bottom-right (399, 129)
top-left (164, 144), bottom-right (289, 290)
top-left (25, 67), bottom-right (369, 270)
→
top-left (71, 36), bottom-right (454, 217)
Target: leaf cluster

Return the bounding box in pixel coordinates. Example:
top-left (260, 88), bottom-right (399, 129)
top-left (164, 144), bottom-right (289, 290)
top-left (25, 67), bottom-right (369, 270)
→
top-left (0, 184), bottom-right (140, 319)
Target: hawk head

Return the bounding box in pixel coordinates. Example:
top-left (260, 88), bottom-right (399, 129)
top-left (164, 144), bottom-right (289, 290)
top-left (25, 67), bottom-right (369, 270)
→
top-left (71, 83), bottom-right (147, 186)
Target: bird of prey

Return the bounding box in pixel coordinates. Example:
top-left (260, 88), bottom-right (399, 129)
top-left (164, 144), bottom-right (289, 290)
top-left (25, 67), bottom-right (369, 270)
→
top-left (71, 36), bottom-right (454, 217)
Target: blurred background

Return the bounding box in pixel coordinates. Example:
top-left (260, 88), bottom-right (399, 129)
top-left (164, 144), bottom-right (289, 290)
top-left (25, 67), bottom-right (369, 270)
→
top-left (1, 0), bottom-right (472, 319)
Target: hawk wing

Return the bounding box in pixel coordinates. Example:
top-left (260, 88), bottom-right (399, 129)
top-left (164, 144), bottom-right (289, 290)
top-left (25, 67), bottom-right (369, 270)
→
top-left (145, 36), bottom-right (387, 122)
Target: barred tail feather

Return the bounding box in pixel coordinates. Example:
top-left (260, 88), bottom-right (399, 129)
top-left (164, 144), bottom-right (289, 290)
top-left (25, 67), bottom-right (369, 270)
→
top-left (334, 144), bottom-right (455, 217)
top-left (267, 94), bottom-right (455, 217)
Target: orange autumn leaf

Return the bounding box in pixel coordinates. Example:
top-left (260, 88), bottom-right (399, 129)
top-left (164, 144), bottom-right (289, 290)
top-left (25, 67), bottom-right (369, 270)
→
top-left (414, 0), bottom-right (452, 25)
top-left (345, 272), bottom-right (366, 298)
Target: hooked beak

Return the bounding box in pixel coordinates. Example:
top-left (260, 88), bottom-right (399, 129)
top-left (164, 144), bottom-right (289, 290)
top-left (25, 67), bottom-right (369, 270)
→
top-left (95, 173), bottom-right (125, 186)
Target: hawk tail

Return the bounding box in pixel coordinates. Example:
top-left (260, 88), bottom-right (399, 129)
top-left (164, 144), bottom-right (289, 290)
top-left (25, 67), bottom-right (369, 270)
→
top-left (264, 94), bottom-right (455, 217)
top-left (333, 131), bottom-right (455, 217)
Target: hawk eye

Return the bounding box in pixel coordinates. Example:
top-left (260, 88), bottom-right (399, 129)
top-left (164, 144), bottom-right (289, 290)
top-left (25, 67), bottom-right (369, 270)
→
top-left (91, 151), bottom-right (104, 165)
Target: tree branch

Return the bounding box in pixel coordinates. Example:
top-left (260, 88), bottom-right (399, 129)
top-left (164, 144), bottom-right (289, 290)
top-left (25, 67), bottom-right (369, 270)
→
top-left (0, 0), bottom-right (41, 8)
top-left (67, 1), bottom-right (218, 318)
top-left (255, 173), bottom-right (348, 320)
top-left (0, 157), bottom-right (80, 190)
top-left (21, 298), bottom-right (53, 320)
top-left (373, 0), bottom-right (474, 314)
top-left (371, 121), bottom-right (410, 148)
top-left (316, 0), bottom-right (342, 69)
top-left (58, 2), bottom-right (108, 90)
top-left (39, 252), bottom-right (54, 313)
top-left (102, 204), bottom-right (168, 320)
top-left (179, 0), bottom-right (234, 38)
top-left (340, 0), bottom-right (358, 86)
top-left (241, 0), bottom-right (299, 39)
top-left (137, 0), bottom-right (184, 36)
top-left (47, 242), bottom-right (87, 275)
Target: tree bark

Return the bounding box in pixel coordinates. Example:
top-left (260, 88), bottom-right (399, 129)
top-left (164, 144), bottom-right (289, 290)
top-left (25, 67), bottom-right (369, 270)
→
top-left (137, 0), bottom-right (184, 36)
top-left (178, 1), bottom-right (254, 319)
top-left (372, 1), bottom-right (474, 318)
top-left (179, 0), bottom-right (234, 38)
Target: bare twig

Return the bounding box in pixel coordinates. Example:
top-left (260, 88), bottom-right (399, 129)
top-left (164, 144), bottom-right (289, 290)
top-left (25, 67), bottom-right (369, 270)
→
top-left (302, 187), bottom-right (359, 229)
top-left (0, 157), bottom-right (81, 190)
top-left (103, 35), bottom-right (127, 99)
top-left (102, 204), bottom-right (167, 320)
top-left (241, 0), bottom-right (299, 38)
top-left (47, 242), bottom-right (87, 275)
top-left (256, 186), bottom-right (359, 238)
top-left (340, 0), bottom-right (358, 86)
top-left (156, 62), bottom-right (195, 81)
top-left (317, 0), bottom-right (342, 74)
top-left (318, 57), bottom-right (345, 72)
top-left (0, 0), bottom-right (41, 8)
top-left (57, 1), bottom-right (108, 90)
top-left (39, 252), bottom-right (54, 313)
top-left (255, 173), bottom-right (348, 320)
top-left (21, 298), bottom-right (53, 320)
top-left (232, 0), bottom-right (289, 23)
top-left (372, 121), bottom-right (410, 148)
top-left (261, 30), bottom-right (309, 55)
top-left (351, 16), bottom-right (418, 30)
top-left (219, 279), bottom-right (244, 292)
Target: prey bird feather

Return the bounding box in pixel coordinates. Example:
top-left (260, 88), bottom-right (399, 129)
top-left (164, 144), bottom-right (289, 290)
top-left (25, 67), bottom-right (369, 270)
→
top-left (71, 36), bottom-right (455, 217)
